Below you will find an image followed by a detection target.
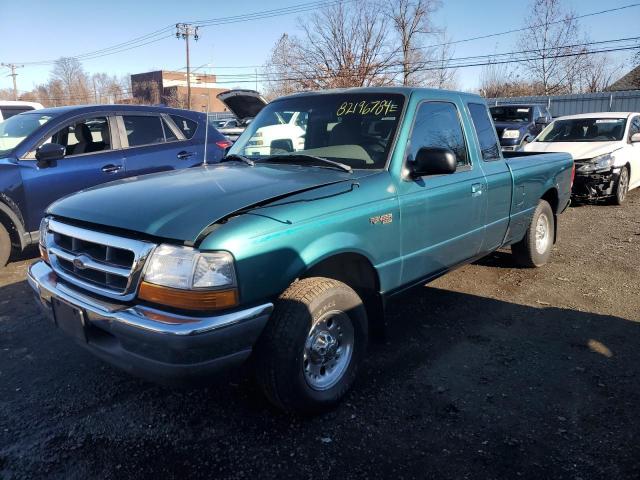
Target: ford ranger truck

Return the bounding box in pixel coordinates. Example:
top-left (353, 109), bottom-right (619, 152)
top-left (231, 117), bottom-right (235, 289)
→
top-left (29, 88), bottom-right (573, 414)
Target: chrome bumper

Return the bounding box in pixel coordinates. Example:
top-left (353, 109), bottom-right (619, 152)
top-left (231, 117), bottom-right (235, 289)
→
top-left (28, 260), bottom-right (273, 384)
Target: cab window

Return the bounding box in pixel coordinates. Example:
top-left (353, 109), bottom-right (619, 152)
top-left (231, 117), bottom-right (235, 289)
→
top-left (408, 102), bottom-right (469, 167)
top-left (468, 103), bottom-right (501, 161)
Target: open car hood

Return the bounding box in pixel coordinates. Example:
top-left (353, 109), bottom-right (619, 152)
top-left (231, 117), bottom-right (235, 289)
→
top-left (216, 89), bottom-right (267, 122)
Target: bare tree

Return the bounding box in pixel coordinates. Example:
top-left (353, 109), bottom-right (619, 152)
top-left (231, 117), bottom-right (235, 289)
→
top-left (423, 30), bottom-right (458, 89)
top-left (263, 34), bottom-right (300, 100)
top-left (577, 53), bottom-right (617, 93)
top-left (386, 0), bottom-right (440, 86)
top-left (51, 57), bottom-right (91, 104)
top-left (263, 0), bottom-right (395, 91)
top-left (517, 0), bottom-right (587, 95)
top-left (479, 61), bottom-right (537, 98)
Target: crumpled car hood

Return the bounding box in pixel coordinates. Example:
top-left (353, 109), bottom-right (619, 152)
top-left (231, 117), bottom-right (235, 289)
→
top-left (48, 163), bottom-right (368, 243)
top-left (523, 141), bottom-right (622, 160)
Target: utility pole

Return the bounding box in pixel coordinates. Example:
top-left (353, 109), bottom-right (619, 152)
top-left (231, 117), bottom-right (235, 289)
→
top-left (1, 63), bottom-right (24, 100)
top-left (175, 23), bottom-right (199, 110)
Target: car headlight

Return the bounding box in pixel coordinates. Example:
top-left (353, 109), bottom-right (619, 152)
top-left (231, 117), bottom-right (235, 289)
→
top-left (502, 129), bottom-right (520, 139)
top-left (579, 153), bottom-right (614, 173)
top-left (139, 244), bottom-right (238, 311)
top-left (39, 217), bottom-right (50, 263)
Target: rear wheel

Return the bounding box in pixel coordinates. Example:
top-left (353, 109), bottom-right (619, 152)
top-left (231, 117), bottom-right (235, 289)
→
top-left (511, 199), bottom-right (554, 268)
top-left (255, 277), bottom-right (368, 414)
top-left (613, 166), bottom-right (630, 205)
top-left (0, 223), bottom-right (11, 267)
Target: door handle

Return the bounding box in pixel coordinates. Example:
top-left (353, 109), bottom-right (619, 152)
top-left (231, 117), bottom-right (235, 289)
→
top-left (177, 151), bottom-right (195, 160)
top-left (471, 183), bottom-right (483, 196)
top-left (101, 164), bottom-right (122, 174)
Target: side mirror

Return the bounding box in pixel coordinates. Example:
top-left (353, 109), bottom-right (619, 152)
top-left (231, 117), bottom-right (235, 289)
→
top-left (631, 132), bottom-right (640, 143)
top-left (35, 143), bottom-right (65, 165)
top-left (410, 147), bottom-right (457, 177)
top-left (535, 116), bottom-right (547, 125)
top-left (270, 138), bottom-right (294, 154)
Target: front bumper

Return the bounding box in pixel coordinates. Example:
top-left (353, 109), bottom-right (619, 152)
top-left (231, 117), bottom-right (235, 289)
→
top-left (572, 168), bottom-right (619, 201)
top-left (27, 260), bottom-right (273, 385)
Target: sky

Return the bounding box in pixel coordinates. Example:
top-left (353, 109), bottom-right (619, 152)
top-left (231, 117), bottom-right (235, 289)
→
top-left (1, 0), bottom-right (639, 95)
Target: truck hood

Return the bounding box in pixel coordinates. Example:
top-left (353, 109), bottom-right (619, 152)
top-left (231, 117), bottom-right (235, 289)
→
top-left (523, 141), bottom-right (621, 160)
top-left (48, 164), bottom-right (368, 243)
top-left (216, 90), bottom-right (267, 122)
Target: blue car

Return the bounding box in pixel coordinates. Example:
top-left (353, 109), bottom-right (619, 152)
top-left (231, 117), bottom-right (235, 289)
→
top-left (0, 104), bottom-right (231, 266)
top-left (490, 104), bottom-right (552, 151)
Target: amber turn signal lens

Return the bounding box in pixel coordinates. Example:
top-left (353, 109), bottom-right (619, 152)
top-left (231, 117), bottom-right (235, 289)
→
top-left (39, 245), bottom-right (50, 263)
top-left (138, 281), bottom-right (238, 311)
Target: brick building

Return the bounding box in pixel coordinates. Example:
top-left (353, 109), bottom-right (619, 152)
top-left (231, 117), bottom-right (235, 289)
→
top-left (130, 70), bottom-right (229, 112)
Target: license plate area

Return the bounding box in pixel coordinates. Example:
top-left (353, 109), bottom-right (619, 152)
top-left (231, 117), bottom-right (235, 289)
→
top-left (52, 298), bottom-right (87, 343)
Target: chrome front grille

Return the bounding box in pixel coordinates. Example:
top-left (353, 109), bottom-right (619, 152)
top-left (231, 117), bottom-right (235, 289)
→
top-left (44, 218), bottom-right (156, 300)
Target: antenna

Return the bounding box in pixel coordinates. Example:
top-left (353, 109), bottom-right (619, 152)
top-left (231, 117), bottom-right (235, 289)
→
top-left (203, 93), bottom-right (210, 166)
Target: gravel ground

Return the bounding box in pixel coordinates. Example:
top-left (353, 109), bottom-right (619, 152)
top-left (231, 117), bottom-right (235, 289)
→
top-left (1, 192), bottom-right (639, 480)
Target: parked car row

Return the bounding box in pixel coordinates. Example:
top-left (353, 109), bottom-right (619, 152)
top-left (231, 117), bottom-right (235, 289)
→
top-left (491, 103), bottom-right (640, 204)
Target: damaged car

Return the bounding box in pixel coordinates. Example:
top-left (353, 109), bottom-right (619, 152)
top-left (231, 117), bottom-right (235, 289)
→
top-left (524, 112), bottom-right (640, 204)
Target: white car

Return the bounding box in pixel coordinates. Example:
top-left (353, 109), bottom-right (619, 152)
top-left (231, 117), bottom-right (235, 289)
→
top-left (0, 100), bottom-right (43, 122)
top-left (217, 89), bottom-right (306, 154)
top-left (524, 112), bottom-right (640, 204)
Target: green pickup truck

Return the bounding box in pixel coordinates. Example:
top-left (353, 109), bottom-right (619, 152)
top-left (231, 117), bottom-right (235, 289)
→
top-left (28, 87), bottom-right (573, 414)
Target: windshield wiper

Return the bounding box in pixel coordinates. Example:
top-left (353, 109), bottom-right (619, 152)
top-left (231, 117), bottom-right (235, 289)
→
top-left (264, 154), bottom-right (352, 173)
top-left (221, 153), bottom-right (255, 166)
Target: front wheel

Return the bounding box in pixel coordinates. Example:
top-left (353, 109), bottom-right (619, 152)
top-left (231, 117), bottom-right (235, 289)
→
top-left (0, 223), bottom-right (11, 268)
top-left (254, 277), bottom-right (368, 414)
top-left (613, 166), bottom-right (630, 205)
top-left (511, 199), bottom-right (555, 268)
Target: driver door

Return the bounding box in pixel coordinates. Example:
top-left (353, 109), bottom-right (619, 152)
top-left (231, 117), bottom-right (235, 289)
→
top-left (19, 115), bottom-right (125, 231)
top-left (397, 100), bottom-right (487, 285)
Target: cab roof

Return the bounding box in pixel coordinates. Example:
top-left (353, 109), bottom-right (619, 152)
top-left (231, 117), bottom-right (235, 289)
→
top-left (556, 112), bottom-right (638, 120)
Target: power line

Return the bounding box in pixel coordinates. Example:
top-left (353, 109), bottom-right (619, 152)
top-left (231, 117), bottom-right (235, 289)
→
top-left (7, 1), bottom-right (346, 67)
top-left (1, 63), bottom-right (24, 100)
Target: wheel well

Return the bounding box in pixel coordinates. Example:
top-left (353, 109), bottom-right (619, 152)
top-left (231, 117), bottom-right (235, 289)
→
top-left (304, 253), bottom-right (379, 293)
top-left (541, 188), bottom-right (559, 214)
top-left (0, 210), bottom-right (20, 251)
top-left (303, 253), bottom-right (385, 337)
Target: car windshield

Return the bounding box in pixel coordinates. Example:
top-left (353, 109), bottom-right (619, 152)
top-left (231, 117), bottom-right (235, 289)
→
top-left (536, 118), bottom-right (626, 143)
top-left (228, 93), bottom-right (406, 169)
top-left (490, 106), bottom-right (532, 123)
top-left (0, 112), bottom-right (53, 156)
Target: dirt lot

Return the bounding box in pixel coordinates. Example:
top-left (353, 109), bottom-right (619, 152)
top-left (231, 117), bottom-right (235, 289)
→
top-left (1, 193), bottom-right (639, 480)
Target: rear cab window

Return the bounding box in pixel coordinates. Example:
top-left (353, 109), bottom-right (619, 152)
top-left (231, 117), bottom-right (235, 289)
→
top-left (468, 103), bottom-right (501, 161)
top-left (0, 106), bottom-right (34, 120)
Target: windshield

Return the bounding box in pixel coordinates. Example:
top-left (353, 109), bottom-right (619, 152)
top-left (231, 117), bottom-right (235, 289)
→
top-left (229, 93), bottom-right (405, 169)
top-left (536, 118), bottom-right (626, 143)
top-left (0, 112), bottom-right (53, 155)
top-left (490, 106), bottom-right (532, 123)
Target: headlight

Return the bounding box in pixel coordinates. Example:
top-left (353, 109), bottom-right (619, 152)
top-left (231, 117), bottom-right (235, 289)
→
top-left (579, 153), bottom-right (614, 173)
top-left (502, 129), bottom-right (520, 139)
top-left (39, 217), bottom-right (50, 263)
top-left (139, 245), bottom-right (238, 311)
top-left (39, 217), bottom-right (49, 247)
top-left (144, 245), bottom-right (236, 289)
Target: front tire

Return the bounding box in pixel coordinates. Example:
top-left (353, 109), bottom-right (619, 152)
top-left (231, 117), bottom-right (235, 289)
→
top-left (0, 223), bottom-right (11, 267)
top-left (255, 277), bottom-right (368, 414)
top-left (613, 166), bottom-right (630, 205)
top-left (511, 199), bottom-right (555, 268)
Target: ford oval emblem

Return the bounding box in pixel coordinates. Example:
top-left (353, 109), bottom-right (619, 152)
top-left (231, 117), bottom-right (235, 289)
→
top-left (73, 256), bottom-right (88, 270)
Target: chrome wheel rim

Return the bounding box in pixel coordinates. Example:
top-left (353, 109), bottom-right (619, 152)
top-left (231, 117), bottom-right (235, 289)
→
top-left (303, 310), bottom-right (354, 391)
top-left (535, 213), bottom-right (550, 254)
top-left (618, 169), bottom-right (629, 202)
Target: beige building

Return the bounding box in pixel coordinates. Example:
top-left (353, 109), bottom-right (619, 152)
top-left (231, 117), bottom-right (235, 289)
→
top-left (130, 70), bottom-right (230, 112)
